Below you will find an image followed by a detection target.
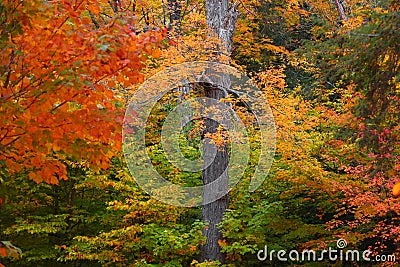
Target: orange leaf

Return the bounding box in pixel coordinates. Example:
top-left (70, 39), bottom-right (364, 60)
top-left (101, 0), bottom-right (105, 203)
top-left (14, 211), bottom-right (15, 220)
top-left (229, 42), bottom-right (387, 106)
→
top-left (28, 172), bottom-right (43, 183)
top-left (87, 4), bottom-right (100, 15)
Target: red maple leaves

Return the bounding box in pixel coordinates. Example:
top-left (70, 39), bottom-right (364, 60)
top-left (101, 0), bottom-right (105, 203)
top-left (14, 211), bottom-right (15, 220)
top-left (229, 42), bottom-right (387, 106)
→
top-left (0, 0), bottom-right (165, 184)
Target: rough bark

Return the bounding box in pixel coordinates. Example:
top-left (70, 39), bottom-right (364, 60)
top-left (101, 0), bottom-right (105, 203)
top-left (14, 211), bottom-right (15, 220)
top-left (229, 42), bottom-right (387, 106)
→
top-left (200, 86), bottom-right (229, 263)
top-left (206, 0), bottom-right (239, 53)
top-left (200, 0), bottom-right (239, 263)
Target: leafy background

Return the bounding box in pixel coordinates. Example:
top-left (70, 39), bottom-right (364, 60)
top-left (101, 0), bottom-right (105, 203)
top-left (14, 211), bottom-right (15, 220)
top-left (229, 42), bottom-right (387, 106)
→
top-left (0, 0), bottom-right (399, 266)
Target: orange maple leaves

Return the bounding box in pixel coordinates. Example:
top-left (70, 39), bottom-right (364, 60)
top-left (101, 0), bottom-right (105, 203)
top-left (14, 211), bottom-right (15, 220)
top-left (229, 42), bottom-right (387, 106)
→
top-left (0, 0), bottom-right (165, 184)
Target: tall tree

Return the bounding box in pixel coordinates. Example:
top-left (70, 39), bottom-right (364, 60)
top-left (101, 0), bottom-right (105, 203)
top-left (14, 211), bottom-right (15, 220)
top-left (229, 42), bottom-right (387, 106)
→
top-left (200, 0), bottom-right (239, 263)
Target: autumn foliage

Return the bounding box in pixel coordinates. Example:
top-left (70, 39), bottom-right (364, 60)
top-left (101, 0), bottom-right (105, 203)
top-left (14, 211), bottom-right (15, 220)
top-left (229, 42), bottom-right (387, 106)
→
top-left (0, 0), bottom-right (165, 184)
top-left (0, 0), bottom-right (399, 266)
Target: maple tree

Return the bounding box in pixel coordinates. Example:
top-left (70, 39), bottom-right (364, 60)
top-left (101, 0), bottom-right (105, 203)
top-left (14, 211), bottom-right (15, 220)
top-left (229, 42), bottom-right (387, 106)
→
top-left (0, 0), bottom-right (165, 184)
top-left (307, 0), bottom-right (400, 261)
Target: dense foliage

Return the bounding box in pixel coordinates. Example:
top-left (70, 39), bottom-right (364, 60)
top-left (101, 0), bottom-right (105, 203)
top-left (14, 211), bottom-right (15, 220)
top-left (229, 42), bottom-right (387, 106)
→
top-left (0, 0), bottom-right (398, 266)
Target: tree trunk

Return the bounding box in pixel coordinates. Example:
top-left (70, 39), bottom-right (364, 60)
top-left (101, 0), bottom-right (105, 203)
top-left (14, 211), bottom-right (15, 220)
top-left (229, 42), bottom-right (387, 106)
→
top-left (205, 0), bottom-right (238, 54)
top-left (334, 0), bottom-right (348, 21)
top-left (200, 86), bottom-right (229, 263)
top-left (168, 0), bottom-right (181, 32)
top-left (200, 0), bottom-right (239, 263)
